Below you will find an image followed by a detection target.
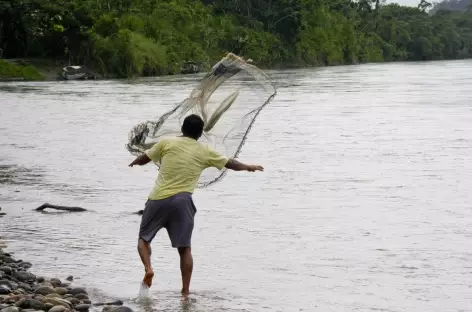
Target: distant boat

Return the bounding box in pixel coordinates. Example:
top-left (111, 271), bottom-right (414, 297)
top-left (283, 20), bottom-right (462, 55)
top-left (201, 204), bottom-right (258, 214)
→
top-left (180, 61), bottom-right (200, 74)
top-left (58, 65), bottom-right (97, 80)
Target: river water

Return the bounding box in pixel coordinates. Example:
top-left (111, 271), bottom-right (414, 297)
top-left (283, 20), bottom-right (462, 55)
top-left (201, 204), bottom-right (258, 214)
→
top-left (1, 60), bottom-right (472, 312)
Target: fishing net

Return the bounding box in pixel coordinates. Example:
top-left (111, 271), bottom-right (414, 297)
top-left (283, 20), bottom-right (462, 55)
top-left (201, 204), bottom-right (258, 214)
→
top-left (126, 52), bottom-right (277, 187)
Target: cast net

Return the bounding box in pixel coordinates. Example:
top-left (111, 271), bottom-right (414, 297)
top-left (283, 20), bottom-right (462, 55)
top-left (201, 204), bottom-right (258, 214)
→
top-left (126, 52), bottom-right (277, 187)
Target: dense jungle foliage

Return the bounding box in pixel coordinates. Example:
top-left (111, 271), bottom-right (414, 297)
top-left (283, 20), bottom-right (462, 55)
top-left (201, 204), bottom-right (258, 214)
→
top-left (0, 0), bottom-right (471, 78)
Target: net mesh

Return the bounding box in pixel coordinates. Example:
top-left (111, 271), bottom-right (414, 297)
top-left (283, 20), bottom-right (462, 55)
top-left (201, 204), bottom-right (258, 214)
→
top-left (126, 52), bottom-right (277, 187)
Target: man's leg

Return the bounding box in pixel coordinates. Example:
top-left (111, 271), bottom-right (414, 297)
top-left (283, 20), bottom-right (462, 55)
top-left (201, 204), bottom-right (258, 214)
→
top-left (138, 238), bottom-right (154, 287)
top-left (138, 199), bottom-right (171, 288)
top-left (166, 192), bottom-right (196, 294)
top-left (178, 247), bottom-right (193, 295)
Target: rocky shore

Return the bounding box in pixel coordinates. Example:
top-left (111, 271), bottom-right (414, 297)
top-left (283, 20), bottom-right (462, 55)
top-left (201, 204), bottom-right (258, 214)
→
top-left (0, 246), bottom-right (134, 312)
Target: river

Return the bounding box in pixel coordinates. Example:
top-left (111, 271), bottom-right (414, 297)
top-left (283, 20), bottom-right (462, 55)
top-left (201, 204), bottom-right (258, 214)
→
top-left (1, 60), bottom-right (472, 312)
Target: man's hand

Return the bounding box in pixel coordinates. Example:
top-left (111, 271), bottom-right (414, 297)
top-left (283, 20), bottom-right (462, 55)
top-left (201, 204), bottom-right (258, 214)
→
top-left (225, 159), bottom-right (264, 172)
top-left (246, 165), bottom-right (264, 172)
top-left (129, 153), bottom-right (152, 167)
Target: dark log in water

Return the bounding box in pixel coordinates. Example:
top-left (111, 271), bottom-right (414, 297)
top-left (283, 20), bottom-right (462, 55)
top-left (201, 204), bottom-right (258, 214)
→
top-left (35, 203), bottom-right (87, 212)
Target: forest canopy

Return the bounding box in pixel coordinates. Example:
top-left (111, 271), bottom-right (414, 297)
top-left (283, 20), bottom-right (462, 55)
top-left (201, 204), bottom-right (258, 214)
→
top-left (0, 0), bottom-right (471, 78)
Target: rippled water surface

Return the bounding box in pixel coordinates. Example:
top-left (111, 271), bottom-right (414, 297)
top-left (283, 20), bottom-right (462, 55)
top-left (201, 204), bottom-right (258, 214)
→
top-left (1, 60), bottom-right (472, 312)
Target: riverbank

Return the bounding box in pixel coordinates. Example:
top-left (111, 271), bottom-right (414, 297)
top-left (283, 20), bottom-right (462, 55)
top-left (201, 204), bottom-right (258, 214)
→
top-left (0, 60), bottom-right (45, 82)
top-left (0, 243), bottom-right (133, 312)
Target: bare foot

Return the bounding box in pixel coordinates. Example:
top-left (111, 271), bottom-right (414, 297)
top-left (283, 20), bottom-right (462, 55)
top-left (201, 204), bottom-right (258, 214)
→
top-left (143, 269), bottom-right (154, 287)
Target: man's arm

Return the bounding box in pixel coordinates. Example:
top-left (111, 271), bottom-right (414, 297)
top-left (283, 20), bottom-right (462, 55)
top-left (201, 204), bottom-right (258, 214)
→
top-left (128, 153), bottom-right (152, 167)
top-left (224, 158), bottom-right (264, 172)
top-left (129, 140), bottom-right (166, 167)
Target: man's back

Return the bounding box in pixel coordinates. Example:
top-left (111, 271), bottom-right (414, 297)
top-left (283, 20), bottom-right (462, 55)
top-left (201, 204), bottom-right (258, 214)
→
top-left (145, 136), bottom-right (228, 200)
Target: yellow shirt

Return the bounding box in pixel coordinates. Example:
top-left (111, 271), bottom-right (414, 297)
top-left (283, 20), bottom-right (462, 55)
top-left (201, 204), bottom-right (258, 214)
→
top-left (144, 136), bottom-right (229, 200)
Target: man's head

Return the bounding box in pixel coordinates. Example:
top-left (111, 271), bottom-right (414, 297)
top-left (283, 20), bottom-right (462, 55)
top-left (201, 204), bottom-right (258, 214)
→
top-left (181, 114), bottom-right (204, 140)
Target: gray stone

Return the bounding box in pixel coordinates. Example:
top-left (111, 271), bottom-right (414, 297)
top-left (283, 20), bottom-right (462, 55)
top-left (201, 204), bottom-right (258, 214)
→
top-left (73, 294), bottom-right (88, 301)
top-left (68, 298), bottom-right (79, 305)
top-left (34, 287), bottom-right (56, 296)
top-left (18, 262), bottom-right (32, 269)
top-left (43, 303), bottom-right (54, 310)
top-left (0, 281), bottom-right (14, 291)
top-left (82, 300), bottom-right (91, 305)
top-left (36, 277), bottom-right (45, 283)
top-left (65, 276), bottom-right (73, 282)
top-left (49, 279), bottom-right (61, 288)
top-left (48, 306), bottom-right (69, 312)
top-left (74, 304), bottom-right (90, 311)
top-left (0, 257), bottom-right (13, 264)
top-left (101, 306), bottom-right (115, 312)
top-left (40, 298), bottom-right (71, 309)
top-left (14, 271), bottom-right (35, 283)
top-left (44, 294), bottom-right (61, 299)
top-left (110, 307), bottom-right (134, 312)
top-left (0, 286), bottom-right (10, 295)
top-left (93, 300), bottom-right (123, 307)
top-left (68, 288), bottom-right (87, 296)
top-left (53, 288), bottom-right (67, 296)
top-left (0, 268), bottom-right (11, 276)
top-left (14, 298), bottom-right (26, 307)
top-left (1, 307), bottom-right (19, 312)
top-left (18, 283), bottom-right (32, 292)
top-left (19, 298), bottom-right (46, 310)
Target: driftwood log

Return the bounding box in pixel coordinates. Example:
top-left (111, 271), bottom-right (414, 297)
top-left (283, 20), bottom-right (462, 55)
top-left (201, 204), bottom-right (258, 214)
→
top-left (34, 202), bottom-right (143, 215)
top-left (35, 203), bottom-right (87, 212)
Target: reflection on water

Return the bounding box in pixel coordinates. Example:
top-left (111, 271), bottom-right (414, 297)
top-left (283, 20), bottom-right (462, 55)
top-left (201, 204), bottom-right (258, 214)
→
top-left (1, 60), bottom-right (472, 312)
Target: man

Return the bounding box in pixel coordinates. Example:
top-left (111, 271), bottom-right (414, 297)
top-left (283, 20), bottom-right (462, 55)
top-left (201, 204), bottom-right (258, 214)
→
top-left (128, 114), bottom-right (264, 295)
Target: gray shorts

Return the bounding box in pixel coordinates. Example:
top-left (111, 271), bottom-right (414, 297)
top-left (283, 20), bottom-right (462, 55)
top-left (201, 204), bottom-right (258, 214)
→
top-left (138, 192), bottom-right (197, 248)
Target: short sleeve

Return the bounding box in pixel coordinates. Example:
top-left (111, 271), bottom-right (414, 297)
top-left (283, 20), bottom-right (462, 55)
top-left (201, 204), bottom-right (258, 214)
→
top-left (144, 140), bottom-right (166, 163)
top-left (206, 147), bottom-right (229, 170)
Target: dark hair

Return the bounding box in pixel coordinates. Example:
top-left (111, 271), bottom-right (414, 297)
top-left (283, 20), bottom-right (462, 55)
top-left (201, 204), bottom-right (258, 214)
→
top-left (181, 114), bottom-right (204, 139)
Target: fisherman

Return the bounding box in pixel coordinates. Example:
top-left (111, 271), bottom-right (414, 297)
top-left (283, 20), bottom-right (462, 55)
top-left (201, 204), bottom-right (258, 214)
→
top-left (128, 114), bottom-right (264, 295)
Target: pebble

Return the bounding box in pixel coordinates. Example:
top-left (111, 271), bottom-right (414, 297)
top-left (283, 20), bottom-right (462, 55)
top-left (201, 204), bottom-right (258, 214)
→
top-left (75, 304), bottom-right (90, 311)
top-left (0, 246), bottom-right (135, 312)
top-left (69, 288), bottom-right (87, 296)
top-left (0, 281), bottom-right (14, 290)
top-left (0, 268), bottom-right (11, 276)
top-left (49, 279), bottom-right (61, 288)
top-left (35, 286), bottom-right (56, 296)
top-left (48, 306), bottom-right (69, 312)
top-left (110, 306), bottom-right (134, 312)
top-left (19, 298), bottom-right (46, 310)
top-left (74, 293), bottom-right (89, 300)
top-left (13, 272), bottom-right (35, 283)
top-left (41, 298), bottom-right (71, 309)
top-left (53, 288), bottom-right (68, 296)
